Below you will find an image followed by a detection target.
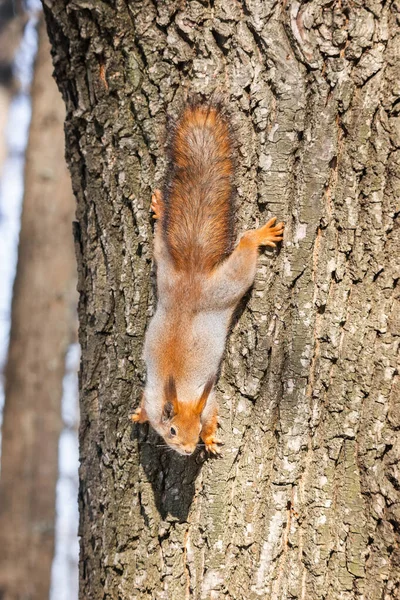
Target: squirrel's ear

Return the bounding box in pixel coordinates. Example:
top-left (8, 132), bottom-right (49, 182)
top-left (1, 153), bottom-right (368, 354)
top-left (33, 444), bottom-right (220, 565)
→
top-left (163, 376), bottom-right (178, 421)
top-left (162, 401), bottom-right (175, 422)
top-left (196, 377), bottom-right (215, 415)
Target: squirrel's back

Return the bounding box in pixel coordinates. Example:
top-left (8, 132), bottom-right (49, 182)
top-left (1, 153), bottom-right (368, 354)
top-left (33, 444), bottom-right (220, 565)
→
top-left (163, 102), bottom-right (234, 273)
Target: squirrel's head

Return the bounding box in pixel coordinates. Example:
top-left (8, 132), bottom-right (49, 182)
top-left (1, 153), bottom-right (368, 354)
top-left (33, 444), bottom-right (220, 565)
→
top-left (160, 376), bottom-right (214, 456)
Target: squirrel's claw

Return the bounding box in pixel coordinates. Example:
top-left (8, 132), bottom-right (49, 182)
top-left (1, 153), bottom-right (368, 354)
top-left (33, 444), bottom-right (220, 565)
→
top-left (130, 408), bottom-right (141, 422)
top-left (130, 406), bottom-right (148, 424)
top-left (257, 218), bottom-right (285, 247)
top-left (203, 437), bottom-right (223, 456)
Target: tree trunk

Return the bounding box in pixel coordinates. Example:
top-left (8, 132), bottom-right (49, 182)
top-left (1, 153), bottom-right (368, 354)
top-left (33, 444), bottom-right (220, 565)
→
top-left (43, 1), bottom-right (400, 598)
top-left (0, 15), bottom-right (76, 600)
top-left (0, 0), bottom-right (26, 176)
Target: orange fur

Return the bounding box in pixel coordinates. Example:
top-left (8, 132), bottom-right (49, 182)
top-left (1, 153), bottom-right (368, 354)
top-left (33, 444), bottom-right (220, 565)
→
top-left (136, 101), bottom-right (284, 457)
top-left (130, 398), bottom-right (148, 424)
top-left (163, 103), bottom-right (234, 273)
top-left (200, 407), bottom-right (220, 454)
top-left (161, 376), bottom-right (216, 454)
top-left (155, 308), bottom-right (197, 381)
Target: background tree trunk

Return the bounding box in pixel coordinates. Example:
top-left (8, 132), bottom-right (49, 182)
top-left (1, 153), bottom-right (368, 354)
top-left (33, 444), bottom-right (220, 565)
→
top-left (43, 1), bottom-right (400, 598)
top-left (0, 0), bottom-right (26, 177)
top-left (0, 15), bottom-right (76, 600)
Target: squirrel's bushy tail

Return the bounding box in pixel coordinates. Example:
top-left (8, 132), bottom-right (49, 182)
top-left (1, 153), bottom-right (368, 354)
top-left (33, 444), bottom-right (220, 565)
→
top-left (163, 101), bottom-right (235, 273)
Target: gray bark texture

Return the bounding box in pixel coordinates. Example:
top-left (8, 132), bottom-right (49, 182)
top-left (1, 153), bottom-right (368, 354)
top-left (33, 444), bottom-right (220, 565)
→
top-left (43, 1), bottom-right (400, 599)
top-left (0, 16), bottom-right (76, 600)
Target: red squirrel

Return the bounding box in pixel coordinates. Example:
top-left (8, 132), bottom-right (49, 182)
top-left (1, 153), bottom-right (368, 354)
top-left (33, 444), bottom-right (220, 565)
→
top-left (131, 101), bottom-right (284, 456)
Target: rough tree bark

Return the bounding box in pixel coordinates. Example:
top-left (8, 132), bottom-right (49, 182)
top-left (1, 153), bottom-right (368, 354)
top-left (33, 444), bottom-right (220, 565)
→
top-left (0, 16), bottom-right (76, 600)
top-left (43, 1), bottom-right (399, 599)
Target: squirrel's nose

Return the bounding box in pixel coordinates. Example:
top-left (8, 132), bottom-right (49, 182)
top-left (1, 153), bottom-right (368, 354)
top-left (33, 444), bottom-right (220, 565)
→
top-left (184, 447), bottom-right (195, 455)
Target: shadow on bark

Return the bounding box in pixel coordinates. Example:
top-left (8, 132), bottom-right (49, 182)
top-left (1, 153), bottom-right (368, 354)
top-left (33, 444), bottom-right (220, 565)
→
top-left (129, 269), bottom-right (260, 522)
top-left (130, 423), bottom-right (206, 522)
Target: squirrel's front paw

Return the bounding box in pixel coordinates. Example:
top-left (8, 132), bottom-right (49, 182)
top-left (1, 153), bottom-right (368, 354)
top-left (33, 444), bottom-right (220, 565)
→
top-left (203, 436), bottom-right (223, 456)
top-left (130, 406), bottom-right (148, 424)
top-left (257, 217), bottom-right (284, 248)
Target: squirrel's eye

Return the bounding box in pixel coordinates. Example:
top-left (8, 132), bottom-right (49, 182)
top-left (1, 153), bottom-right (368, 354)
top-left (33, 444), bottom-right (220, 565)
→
top-left (170, 426), bottom-right (177, 436)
